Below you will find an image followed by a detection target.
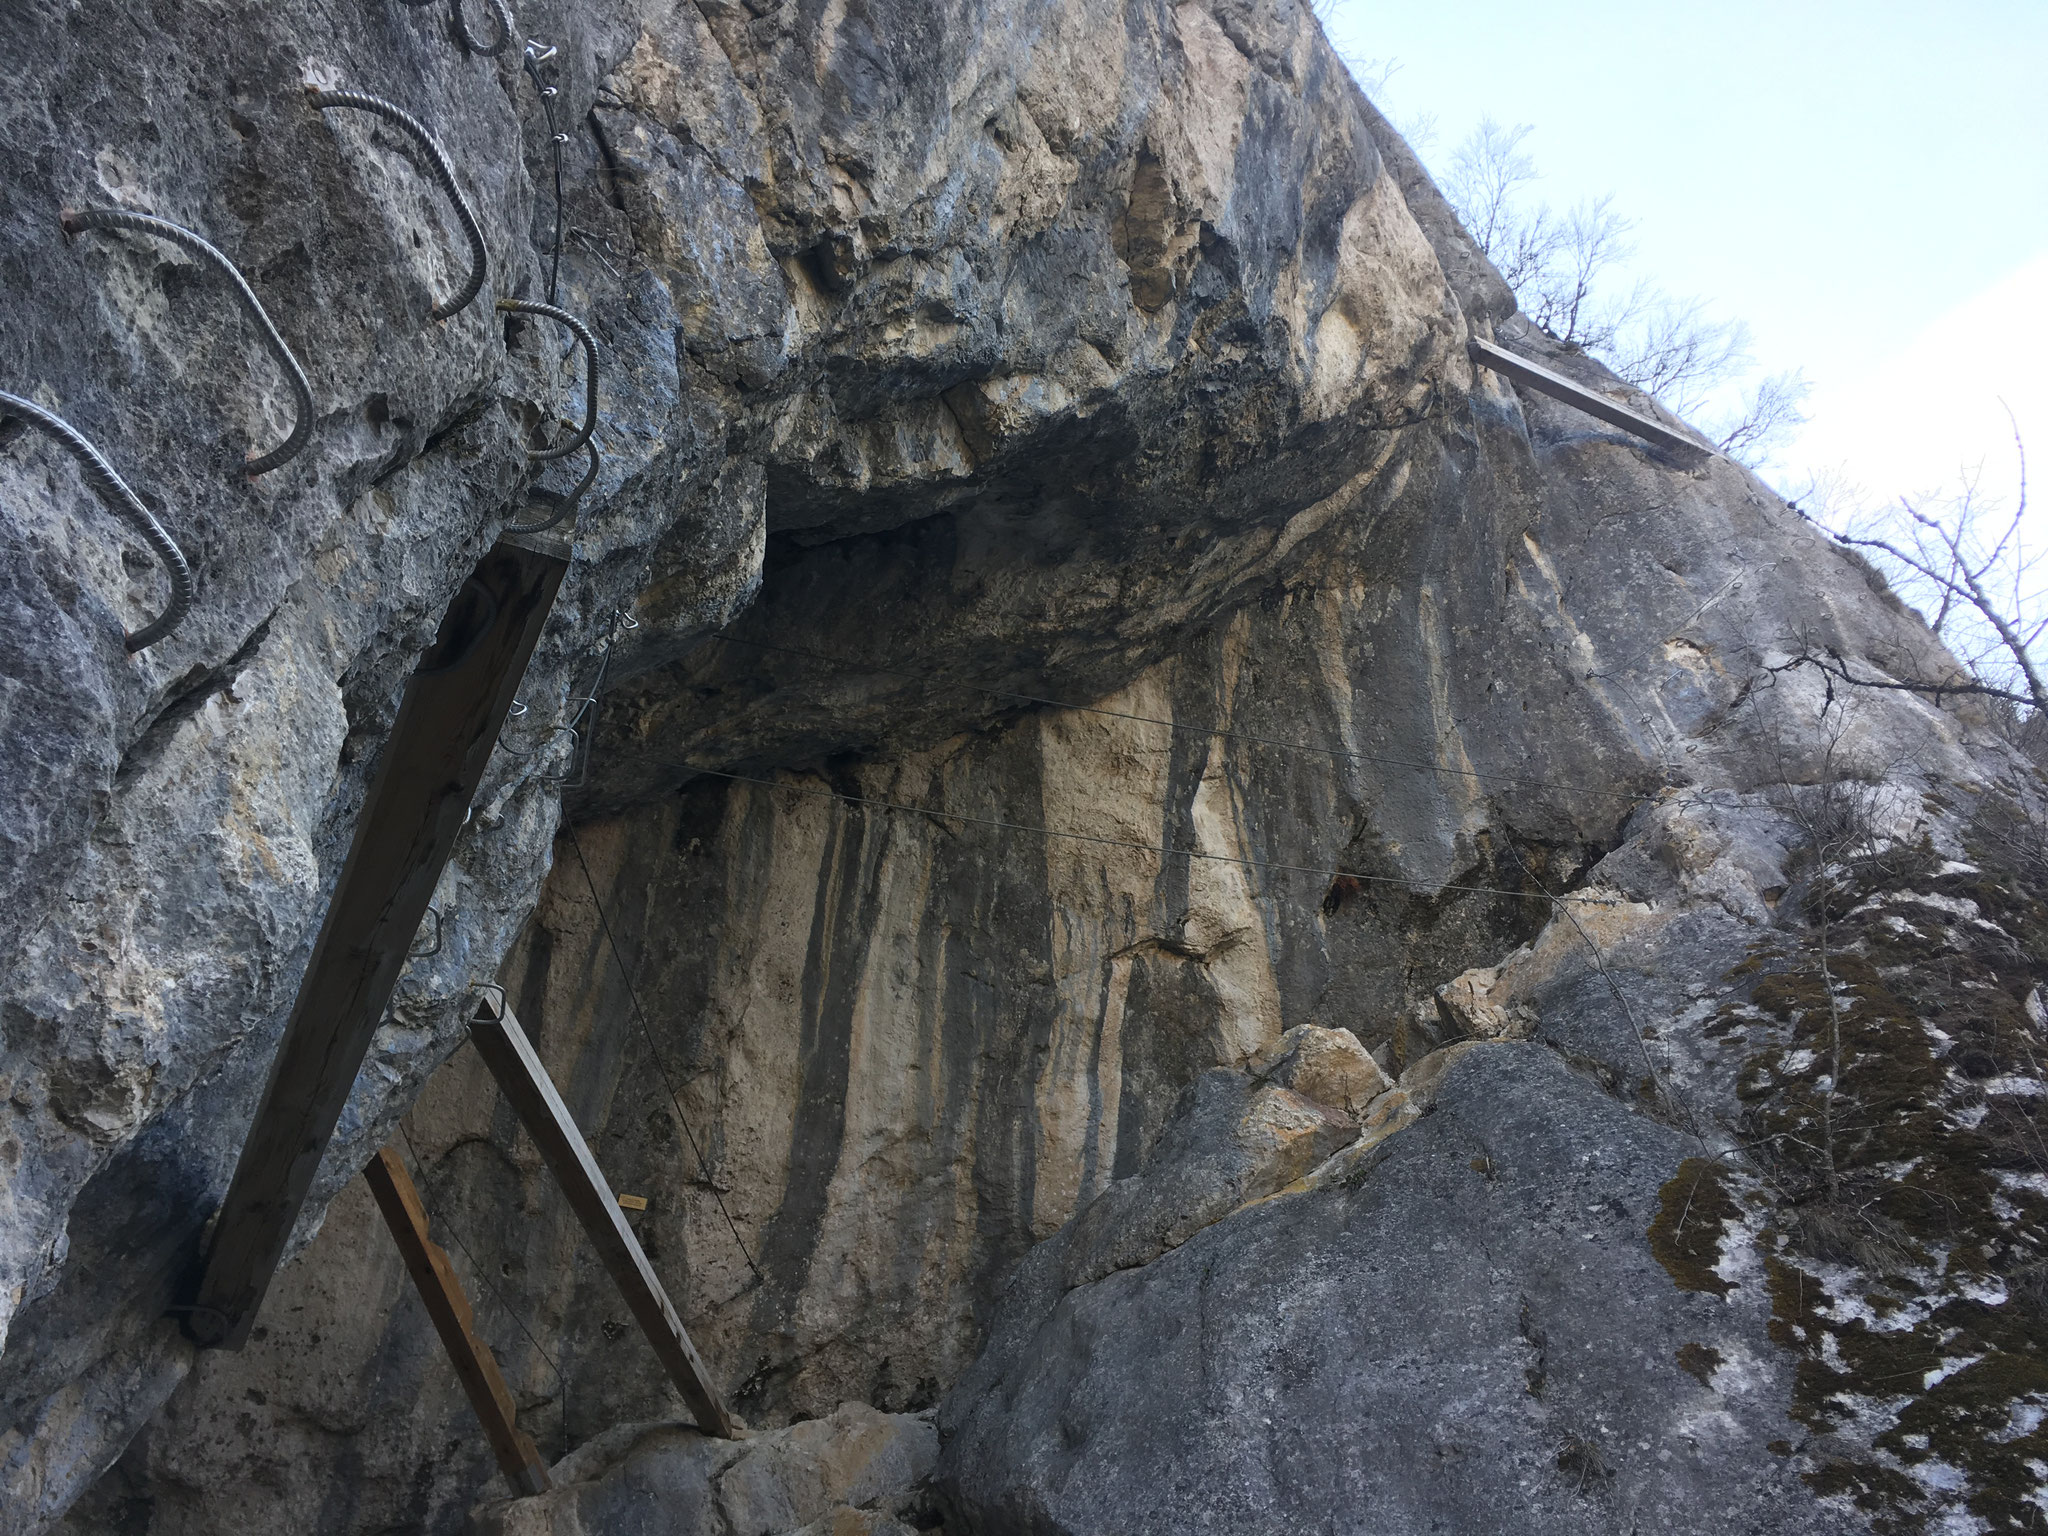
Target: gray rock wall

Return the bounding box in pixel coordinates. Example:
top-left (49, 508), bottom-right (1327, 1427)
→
top-left (0, 0), bottom-right (762, 1522)
top-left (941, 1041), bottom-right (1862, 1536)
top-left (93, 373), bottom-right (2022, 1531)
top-left (8, 0), bottom-right (1470, 1515)
top-left (469, 1401), bottom-right (938, 1536)
top-left (5, 0), bottom-right (2040, 1533)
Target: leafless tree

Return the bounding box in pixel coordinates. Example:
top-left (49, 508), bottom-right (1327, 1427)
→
top-left (1793, 417), bottom-right (2044, 720)
top-left (1438, 118), bottom-right (1807, 470)
top-left (1442, 120), bottom-right (1554, 291)
top-left (1711, 371), bottom-right (1812, 470)
top-left (1604, 294), bottom-right (1747, 406)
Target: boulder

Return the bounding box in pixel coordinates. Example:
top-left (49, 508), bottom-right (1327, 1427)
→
top-left (1053, 1071), bottom-right (1358, 1293)
top-left (1435, 960), bottom-right (1537, 1040)
top-left (1249, 1024), bottom-right (1391, 1115)
top-left (938, 1044), bottom-right (1862, 1536)
top-left (469, 1402), bottom-right (936, 1536)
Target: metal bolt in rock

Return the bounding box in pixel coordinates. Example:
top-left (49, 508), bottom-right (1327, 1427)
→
top-left (393, 0), bottom-right (513, 58)
top-left (449, 0), bottom-right (514, 56)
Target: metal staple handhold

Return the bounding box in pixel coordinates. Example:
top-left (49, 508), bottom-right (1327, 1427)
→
top-left (0, 390), bottom-right (195, 652)
top-left (505, 438), bottom-right (600, 532)
top-left (307, 88), bottom-right (489, 320)
top-left (450, 0), bottom-right (514, 56)
top-left (408, 906), bottom-right (443, 958)
top-left (395, 0), bottom-right (513, 60)
top-left (495, 299), bottom-right (597, 461)
top-left (60, 207), bottom-right (315, 475)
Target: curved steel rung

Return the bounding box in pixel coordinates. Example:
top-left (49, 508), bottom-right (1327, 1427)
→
top-left (496, 298), bottom-right (598, 462)
top-left (61, 207), bottom-right (315, 475)
top-left (505, 438), bottom-right (600, 533)
top-left (0, 390), bottom-right (194, 652)
top-left (309, 88), bottom-right (489, 321)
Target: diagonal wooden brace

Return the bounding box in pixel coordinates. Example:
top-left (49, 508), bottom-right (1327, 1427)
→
top-left (188, 537), bottom-right (569, 1349)
top-left (1468, 336), bottom-right (1710, 462)
top-left (363, 1146), bottom-right (552, 1497)
top-left (468, 991), bottom-right (737, 1439)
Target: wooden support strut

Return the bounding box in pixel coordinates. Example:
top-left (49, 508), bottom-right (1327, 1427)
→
top-left (362, 1146), bottom-right (553, 1497)
top-left (188, 537), bottom-right (569, 1349)
top-left (1466, 336), bottom-right (1710, 462)
top-left (468, 991), bottom-right (737, 1440)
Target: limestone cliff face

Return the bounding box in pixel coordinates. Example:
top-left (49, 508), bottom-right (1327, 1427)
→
top-left (3, 0), bottom-right (2041, 1534)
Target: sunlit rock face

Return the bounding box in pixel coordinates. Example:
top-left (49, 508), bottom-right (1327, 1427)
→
top-left (6, 1), bottom-right (2040, 1534)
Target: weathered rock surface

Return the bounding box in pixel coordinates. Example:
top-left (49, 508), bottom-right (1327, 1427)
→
top-left (469, 1401), bottom-right (937, 1536)
top-left (6, 0), bottom-right (2045, 1532)
top-left (941, 1041), bottom-right (1861, 1536)
top-left (1249, 1021), bottom-right (1389, 1111)
top-left (2, 0), bottom-right (759, 1520)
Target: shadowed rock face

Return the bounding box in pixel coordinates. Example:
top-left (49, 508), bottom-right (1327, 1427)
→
top-left (5, 1), bottom-right (2041, 1535)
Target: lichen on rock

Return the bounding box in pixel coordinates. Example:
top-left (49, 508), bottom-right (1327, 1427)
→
top-left (1687, 795), bottom-right (2048, 1532)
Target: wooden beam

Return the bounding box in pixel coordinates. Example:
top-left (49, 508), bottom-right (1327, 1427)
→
top-left (363, 1145), bottom-right (553, 1497)
top-left (468, 992), bottom-right (737, 1439)
top-left (189, 538), bottom-right (569, 1349)
top-left (1467, 336), bottom-right (1709, 461)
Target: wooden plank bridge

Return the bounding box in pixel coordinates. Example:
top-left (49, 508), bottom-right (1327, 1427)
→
top-left (1468, 335), bottom-right (1710, 461)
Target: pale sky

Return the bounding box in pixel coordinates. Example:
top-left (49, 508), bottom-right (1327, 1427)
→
top-left (1321, 1), bottom-right (2048, 514)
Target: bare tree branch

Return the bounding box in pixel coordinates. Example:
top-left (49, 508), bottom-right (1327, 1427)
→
top-left (1712, 370), bottom-right (1810, 468)
top-left (1818, 416), bottom-right (2042, 717)
top-left (1437, 118), bottom-right (1798, 467)
top-left (1768, 650), bottom-right (2042, 713)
